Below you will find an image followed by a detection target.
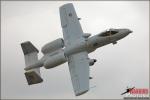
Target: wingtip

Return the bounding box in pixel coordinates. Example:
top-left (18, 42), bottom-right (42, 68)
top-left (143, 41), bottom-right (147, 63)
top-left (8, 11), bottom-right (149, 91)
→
top-left (75, 90), bottom-right (89, 96)
top-left (59, 3), bottom-right (73, 9)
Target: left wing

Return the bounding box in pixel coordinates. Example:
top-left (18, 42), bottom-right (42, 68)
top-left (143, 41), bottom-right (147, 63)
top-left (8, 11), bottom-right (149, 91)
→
top-left (59, 3), bottom-right (90, 96)
top-left (68, 51), bottom-right (89, 96)
top-left (59, 3), bottom-right (85, 47)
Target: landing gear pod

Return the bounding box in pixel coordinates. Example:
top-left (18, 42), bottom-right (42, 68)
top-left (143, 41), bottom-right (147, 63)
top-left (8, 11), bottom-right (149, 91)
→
top-left (89, 59), bottom-right (97, 66)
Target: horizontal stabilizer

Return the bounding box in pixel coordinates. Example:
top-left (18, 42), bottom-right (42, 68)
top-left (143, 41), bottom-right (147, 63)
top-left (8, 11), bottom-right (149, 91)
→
top-left (21, 41), bottom-right (43, 85)
top-left (25, 70), bottom-right (43, 85)
top-left (21, 41), bottom-right (39, 55)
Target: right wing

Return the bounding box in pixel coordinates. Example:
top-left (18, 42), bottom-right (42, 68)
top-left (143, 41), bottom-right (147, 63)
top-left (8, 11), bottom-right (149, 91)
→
top-left (68, 51), bottom-right (89, 96)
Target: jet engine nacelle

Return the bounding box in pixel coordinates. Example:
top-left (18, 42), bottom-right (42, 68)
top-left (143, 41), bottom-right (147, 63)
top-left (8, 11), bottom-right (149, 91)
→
top-left (44, 52), bottom-right (67, 69)
top-left (89, 59), bottom-right (97, 66)
top-left (41, 38), bottom-right (64, 54)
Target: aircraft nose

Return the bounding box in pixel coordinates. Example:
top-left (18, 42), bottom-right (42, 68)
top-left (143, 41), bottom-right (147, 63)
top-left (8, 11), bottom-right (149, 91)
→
top-left (123, 29), bottom-right (132, 35)
top-left (118, 29), bottom-right (132, 39)
top-left (128, 29), bottom-right (133, 33)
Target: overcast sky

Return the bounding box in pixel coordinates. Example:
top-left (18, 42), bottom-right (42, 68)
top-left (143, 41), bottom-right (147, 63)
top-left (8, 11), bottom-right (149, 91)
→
top-left (1, 1), bottom-right (149, 99)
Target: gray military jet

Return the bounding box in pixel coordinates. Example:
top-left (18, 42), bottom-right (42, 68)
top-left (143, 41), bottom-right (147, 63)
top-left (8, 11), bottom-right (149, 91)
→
top-left (21, 3), bottom-right (132, 96)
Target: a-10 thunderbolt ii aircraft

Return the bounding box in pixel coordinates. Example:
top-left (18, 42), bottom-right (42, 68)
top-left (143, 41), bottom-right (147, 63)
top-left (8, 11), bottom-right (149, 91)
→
top-left (21, 3), bottom-right (132, 96)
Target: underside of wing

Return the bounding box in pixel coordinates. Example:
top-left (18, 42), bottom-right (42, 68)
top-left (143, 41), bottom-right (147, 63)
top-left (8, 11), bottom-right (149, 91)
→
top-left (59, 3), bottom-right (84, 47)
top-left (60, 3), bottom-right (89, 96)
top-left (68, 51), bottom-right (89, 96)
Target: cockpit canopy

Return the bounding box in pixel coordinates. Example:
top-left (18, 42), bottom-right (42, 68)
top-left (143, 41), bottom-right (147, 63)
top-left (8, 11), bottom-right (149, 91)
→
top-left (98, 29), bottom-right (118, 37)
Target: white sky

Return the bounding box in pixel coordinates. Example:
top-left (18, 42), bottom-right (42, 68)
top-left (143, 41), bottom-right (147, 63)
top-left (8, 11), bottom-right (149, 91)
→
top-left (1, 1), bottom-right (149, 99)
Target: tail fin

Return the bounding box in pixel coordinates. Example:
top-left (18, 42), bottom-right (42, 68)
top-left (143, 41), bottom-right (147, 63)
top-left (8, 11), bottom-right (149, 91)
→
top-left (21, 41), bottom-right (43, 85)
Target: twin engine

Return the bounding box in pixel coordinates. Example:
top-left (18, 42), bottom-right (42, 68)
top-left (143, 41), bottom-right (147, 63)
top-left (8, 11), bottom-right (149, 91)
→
top-left (41, 38), bottom-right (66, 69)
top-left (44, 50), bottom-right (67, 69)
top-left (41, 38), bottom-right (97, 69)
top-left (41, 38), bottom-right (64, 54)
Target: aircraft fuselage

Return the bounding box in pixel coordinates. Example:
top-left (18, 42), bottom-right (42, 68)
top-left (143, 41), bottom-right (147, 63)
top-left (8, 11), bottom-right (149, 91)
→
top-left (25, 28), bottom-right (132, 70)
